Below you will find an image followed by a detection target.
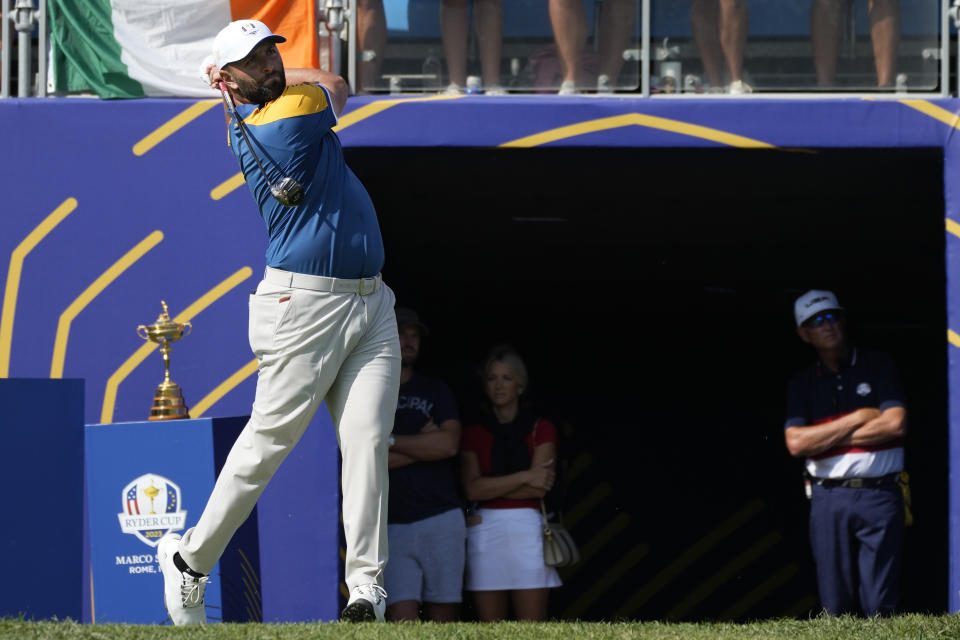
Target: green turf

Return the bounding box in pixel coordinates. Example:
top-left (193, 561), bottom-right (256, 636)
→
top-left (3, 616), bottom-right (960, 640)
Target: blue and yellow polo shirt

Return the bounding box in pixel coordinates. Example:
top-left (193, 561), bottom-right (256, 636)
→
top-left (229, 83), bottom-right (384, 279)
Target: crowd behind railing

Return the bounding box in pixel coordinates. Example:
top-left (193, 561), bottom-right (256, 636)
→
top-left (1, 0), bottom-right (957, 99)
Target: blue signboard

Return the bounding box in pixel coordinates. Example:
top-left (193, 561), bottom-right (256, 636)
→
top-left (85, 418), bottom-right (227, 624)
top-left (84, 412), bottom-right (340, 623)
top-left (0, 378), bottom-right (84, 621)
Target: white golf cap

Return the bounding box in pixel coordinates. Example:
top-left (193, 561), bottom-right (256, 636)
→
top-left (794, 289), bottom-right (844, 327)
top-left (212, 20), bottom-right (286, 70)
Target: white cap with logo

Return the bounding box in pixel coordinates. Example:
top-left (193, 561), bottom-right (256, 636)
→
top-left (794, 289), bottom-right (844, 327)
top-left (212, 20), bottom-right (286, 70)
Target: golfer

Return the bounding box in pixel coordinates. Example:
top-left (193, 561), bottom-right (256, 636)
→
top-left (157, 19), bottom-right (399, 624)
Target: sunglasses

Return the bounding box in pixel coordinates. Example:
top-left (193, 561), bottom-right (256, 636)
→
top-left (804, 311), bottom-right (842, 329)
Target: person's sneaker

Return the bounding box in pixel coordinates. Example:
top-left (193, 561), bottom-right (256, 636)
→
top-left (158, 534), bottom-right (209, 626)
top-left (484, 85), bottom-right (508, 96)
top-left (597, 74), bottom-right (614, 94)
top-left (340, 583), bottom-right (387, 622)
top-left (558, 80), bottom-right (579, 95)
top-left (727, 79), bottom-right (754, 95)
top-left (441, 83), bottom-right (463, 95)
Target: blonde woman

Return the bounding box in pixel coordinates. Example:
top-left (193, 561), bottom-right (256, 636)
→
top-left (459, 346), bottom-right (560, 621)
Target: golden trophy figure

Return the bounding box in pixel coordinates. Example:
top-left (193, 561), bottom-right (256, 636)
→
top-left (143, 479), bottom-right (160, 514)
top-left (137, 301), bottom-right (192, 421)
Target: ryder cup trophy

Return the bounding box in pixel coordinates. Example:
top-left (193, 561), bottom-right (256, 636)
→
top-left (137, 301), bottom-right (192, 421)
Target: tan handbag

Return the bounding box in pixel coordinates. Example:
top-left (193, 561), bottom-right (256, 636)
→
top-left (540, 499), bottom-right (580, 568)
top-left (532, 417), bottom-right (580, 567)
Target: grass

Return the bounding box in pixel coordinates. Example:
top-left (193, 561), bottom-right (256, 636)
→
top-left (3, 615), bottom-right (960, 640)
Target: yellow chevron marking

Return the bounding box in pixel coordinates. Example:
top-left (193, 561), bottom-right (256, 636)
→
top-left (562, 512), bottom-right (631, 579)
top-left (208, 95), bottom-right (464, 200)
top-left (563, 483), bottom-right (612, 528)
top-left (950, 330), bottom-right (960, 349)
top-left (100, 266), bottom-right (253, 423)
top-left (89, 563), bottom-right (95, 624)
top-left (191, 358), bottom-right (258, 418)
top-left (720, 563), bottom-right (798, 620)
top-left (499, 114), bottom-right (779, 149)
top-left (563, 543), bottom-right (649, 619)
top-left (947, 218), bottom-right (960, 238)
top-left (665, 530), bottom-right (782, 620)
top-left (784, 594), bottom-right (820, 618)
top-left (613, 498), bottom-right (765, 617)
top-left (133, 100), bottom-right (219, 156)
top-left (0, 197), bottom-right (78, 378)
top-left (334, 94), bottom-right (463, 133)
top-left (566, 452), bottom-right (593, 484)
top-left (211, 173), bottom-right (247, 200)
top-left (899, 99), bottom-right (960, 130)
top-left (50, 231), bottom-right (163, 378)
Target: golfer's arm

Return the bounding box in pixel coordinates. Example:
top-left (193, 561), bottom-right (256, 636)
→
top-left (285, 68), bottom-right (348, 115)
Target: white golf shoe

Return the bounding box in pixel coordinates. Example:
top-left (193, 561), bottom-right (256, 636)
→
top-left (158, 533), bottom-right (209, 625)
top-left (340, 583), bottom-right (387, 622)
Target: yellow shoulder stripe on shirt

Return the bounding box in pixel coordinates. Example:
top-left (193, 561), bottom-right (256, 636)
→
top-left (243, 84), bottom-right (329, 126)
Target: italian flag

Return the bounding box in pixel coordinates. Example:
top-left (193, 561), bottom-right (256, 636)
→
top-left (49, 0), bottom-right (319, 98)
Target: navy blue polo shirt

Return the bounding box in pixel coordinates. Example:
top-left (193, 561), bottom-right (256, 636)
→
top-left (785, 347), bottom-right (905, 478)
top-left (389, 372), bottom-right (463, 524)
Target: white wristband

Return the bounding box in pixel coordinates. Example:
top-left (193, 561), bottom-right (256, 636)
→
top-left (388, 435), bottom-right (395, 447)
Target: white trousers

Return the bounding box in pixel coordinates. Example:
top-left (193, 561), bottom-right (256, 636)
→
top-left (179, 274), bottom-right (400, 592)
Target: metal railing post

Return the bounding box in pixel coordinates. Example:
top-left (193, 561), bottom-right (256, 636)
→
top-left (346, 0), bottom-right (356, 92)
top-left (951, 0), bottom-right (960, 96)
top-left (14, 0), bottom-right (36, 97)
top-left (1, 0), bottom-right (11, 98)
top-left (320, 0), bottom-right (344, 77)
top-left (36, 0), bottom-right (44, 96)
top-left (641, 0), bottom-right (649, 97)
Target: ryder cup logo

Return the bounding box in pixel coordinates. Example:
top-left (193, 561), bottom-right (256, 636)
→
top-left (117, 474), bottom-right (188, 547)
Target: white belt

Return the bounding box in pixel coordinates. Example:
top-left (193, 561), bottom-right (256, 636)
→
top-left (264, 266), bottom-right (381, 295)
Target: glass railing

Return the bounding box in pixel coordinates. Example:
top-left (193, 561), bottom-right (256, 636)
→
top-left (347, 0), bottom-right (948, 96)
top-left (649, 0), bottom-right (945, 94)
top-left (0, 0), bottom-right (949, 98)
top-left (349, 0), bottom-right (641, 94)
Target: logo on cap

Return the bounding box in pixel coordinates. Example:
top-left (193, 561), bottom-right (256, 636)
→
top-left (241, 22), bottom-right (259, 34)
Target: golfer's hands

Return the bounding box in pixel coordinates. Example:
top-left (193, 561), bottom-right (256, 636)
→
top-left (200, 55), bottom-right (221, 89)
top-left (419, 420), bottom-right (439, 433)
top-left (526, 459), bottom-right (556, 492)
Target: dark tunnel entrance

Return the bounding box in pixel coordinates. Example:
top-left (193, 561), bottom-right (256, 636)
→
top-left (348, 146), bottom-right (948, 619)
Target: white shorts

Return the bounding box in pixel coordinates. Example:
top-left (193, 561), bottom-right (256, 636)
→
top-left (464, 507), bottom-right (562, 591)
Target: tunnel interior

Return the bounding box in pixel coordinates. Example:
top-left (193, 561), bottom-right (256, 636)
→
top-left (347, 145), bottom-right (948, 619)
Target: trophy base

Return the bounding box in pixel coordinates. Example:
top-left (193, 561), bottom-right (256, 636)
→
top-left (149, 382), bottom-right (190, 421)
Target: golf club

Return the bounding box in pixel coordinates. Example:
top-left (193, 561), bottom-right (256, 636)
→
top-left (219, 82), bottom-right (304, 207)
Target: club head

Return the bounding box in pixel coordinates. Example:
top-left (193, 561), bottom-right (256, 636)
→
top-left (271, 177), bottom-right (304, 207)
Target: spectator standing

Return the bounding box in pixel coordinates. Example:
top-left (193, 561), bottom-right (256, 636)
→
top-left (357, 0), bottom-right (387, 92)
top-left (811, 0), bottom-right (899, 87)
top-left (385, 308), bottom-right (466, 621)
top-left (690, 0), bottom-right (751, 93)
top-left (440, 0), bottom-right (506, 94)
top-left (784, 290), bottom-right (907, 616)
top-left (460, 346), bottom-right (560, 621)
top-left (548, 0), bottom-right (635, 93)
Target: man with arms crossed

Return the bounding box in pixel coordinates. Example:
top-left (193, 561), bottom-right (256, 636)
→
top-left (784, 289), bottom-right (906, 616)
top-left (384, 308), bottom-right (465, 621)
top-left (157, 20), bottom-right (399, 624)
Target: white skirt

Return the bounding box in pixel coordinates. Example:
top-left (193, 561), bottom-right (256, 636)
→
top-left (464, 507), bottom-right (562, 591)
